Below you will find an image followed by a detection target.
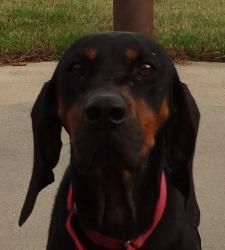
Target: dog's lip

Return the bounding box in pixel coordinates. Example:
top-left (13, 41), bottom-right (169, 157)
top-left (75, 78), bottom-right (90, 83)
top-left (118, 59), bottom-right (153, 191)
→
top-left (74, 143), bottom-right (121, 174)
top-left (73, 124), bottom-right (144, 174)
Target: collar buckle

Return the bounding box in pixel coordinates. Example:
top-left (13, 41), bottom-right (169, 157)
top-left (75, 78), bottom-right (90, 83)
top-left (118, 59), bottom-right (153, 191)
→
top-left (124, 240), bottom-right (132, 247)
top-left (124, 240), bottom-right (137, 249)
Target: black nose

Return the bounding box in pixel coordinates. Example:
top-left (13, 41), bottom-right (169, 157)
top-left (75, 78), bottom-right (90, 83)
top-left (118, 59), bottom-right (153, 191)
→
top-left (84, 93), bottom-right (127, 126)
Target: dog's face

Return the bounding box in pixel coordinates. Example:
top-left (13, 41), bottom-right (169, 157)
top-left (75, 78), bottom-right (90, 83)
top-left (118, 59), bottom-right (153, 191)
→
top-left (54, 33), bottom-right (175, 235)
top-left (57, 33), bottom-right (171, 175)
top-left (19, 32), bottom-right (200, 240)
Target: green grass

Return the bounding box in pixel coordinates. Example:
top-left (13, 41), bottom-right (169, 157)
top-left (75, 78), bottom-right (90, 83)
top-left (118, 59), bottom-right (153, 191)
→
top-left (155, 0), bottom-right (225, 61)
top-left (0, 0), bottom-right (112, 62)
top-left (0, 0), bottom-right (224, 63)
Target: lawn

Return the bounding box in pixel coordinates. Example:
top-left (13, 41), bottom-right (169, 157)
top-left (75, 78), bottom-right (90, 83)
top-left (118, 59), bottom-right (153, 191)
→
top-left (0, 0), bottom-right (224, 63)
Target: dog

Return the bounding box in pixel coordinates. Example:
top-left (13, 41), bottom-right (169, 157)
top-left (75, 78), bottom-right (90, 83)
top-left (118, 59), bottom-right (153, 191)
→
top-left (19, 32), bottom-right (201, 250)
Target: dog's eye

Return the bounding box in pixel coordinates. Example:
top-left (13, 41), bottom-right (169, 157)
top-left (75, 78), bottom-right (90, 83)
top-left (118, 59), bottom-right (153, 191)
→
top-left (71, 63), bottom-right (86, 77)
top-left (137, 64), bottom-right (154, 77)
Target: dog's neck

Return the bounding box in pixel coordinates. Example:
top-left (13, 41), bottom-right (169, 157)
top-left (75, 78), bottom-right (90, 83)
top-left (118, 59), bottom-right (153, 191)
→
top-left (71, 158), bottom-right (164, 241)
top-left (67, 170), bottom-right (167, 250)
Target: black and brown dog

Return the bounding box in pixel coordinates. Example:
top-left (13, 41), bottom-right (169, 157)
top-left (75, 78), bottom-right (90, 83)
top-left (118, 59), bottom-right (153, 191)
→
top-left (19, 32), bottom-right (201, 250)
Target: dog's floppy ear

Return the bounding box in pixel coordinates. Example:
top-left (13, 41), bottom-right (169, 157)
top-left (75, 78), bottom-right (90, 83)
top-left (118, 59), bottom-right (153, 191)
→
top-left (19, 76), bottom-right (62, 226)
top-left (166, 71), bottom-right (200, 228)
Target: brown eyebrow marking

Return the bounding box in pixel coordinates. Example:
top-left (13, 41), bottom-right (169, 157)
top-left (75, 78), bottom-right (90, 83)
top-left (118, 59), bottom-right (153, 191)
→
top-left (126, 48), bottom-right (139, 61)
top-left (84, 48), bottom-right (97, 60)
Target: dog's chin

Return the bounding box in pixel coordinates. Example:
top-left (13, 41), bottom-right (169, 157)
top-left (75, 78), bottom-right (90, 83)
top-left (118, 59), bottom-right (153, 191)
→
top-left (73, 144), bottom-right (143, 176)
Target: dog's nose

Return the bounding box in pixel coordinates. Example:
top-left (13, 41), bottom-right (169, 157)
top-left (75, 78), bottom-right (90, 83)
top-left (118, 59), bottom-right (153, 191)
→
top-left (84, 93), bottom-right (127, 126)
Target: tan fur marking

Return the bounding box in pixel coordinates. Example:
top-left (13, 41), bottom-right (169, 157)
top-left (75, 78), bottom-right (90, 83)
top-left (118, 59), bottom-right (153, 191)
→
top-left (137, 99), bottom-right (170, 157)
top-left (66, 106), bottom-right (81, 139)
top-left (85, 48), bottom-right (97, 60)
top-left (157, 99), bottom-right (170, 126)
top-left (126, 48), bottom-right (138, 61)
top-left (58, 99), bottom-right (67, 127)
top-left (120, 87), bottom-right (169, 157)
top-left (121, 86), bottom-right (137, 120)
top-left (58, 99), bottom-right (80, 141)
top-left (122, 169), bottom-right (132, 183)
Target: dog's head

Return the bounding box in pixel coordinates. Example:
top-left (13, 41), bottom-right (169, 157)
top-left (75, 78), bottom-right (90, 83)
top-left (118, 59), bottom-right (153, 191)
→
top-left (58, 33), bottom-right (172, 174)
top-left (19, 32), bottom-right (200, 235)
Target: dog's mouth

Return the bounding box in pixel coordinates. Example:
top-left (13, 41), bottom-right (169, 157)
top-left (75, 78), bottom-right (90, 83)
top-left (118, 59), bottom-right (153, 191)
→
top-left (71, 122), bottom-right (145, 175)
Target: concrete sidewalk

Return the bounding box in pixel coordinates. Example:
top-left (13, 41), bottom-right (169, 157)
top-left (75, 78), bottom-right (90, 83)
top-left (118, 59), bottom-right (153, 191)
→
top-left (0, 62), bottom-right (225, 249)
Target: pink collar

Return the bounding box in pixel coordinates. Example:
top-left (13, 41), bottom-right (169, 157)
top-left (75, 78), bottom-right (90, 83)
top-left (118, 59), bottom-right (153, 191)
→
top-left (66, 172), bottom-right (167, 250)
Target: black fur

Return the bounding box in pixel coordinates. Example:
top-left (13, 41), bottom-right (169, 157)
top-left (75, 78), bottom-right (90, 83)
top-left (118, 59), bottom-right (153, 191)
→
top-left (19, 32), bottom-right (201, 250)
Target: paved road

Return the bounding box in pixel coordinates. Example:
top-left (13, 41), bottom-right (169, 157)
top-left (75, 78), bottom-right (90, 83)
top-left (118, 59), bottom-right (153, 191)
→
top-left (0, 62), bottom-right (225, 250)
